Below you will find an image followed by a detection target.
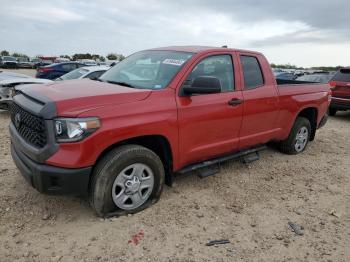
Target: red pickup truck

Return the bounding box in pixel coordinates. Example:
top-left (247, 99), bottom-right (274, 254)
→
top-left (10, 46), bottom-right (331, 216)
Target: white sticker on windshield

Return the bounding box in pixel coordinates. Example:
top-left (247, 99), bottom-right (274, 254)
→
top-left (162, 59), bottom-right (185, 66)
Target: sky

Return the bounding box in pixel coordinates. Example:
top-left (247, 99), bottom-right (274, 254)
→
top-left (0, 0), bottom-right (349, 67)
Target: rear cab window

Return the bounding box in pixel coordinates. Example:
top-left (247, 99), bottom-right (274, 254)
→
top-left (240, 55), bottom-right (264, 89)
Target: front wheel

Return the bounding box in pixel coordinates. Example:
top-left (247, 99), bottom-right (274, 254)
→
top-left (279, 117), bottom-right (311, 155)
top-left (89, 145), bottom-right (165, 217)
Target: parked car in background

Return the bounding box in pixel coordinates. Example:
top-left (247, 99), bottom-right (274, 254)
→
top-left (329, 68), bottom-right (350, 116)
top-left (0, 56), bottom-right (18, 69)
top-left (105, 59), bottom-right (119, 66)
top-left (9, 46), bottom-right (330, 216)
top-left (56, 66), bottom-right (110, 81)
top-left (0, 71), bottom-right (52, 110)
top-left (36, 62), bottom-right (86, 80)
top-left (34, 59), bottom-right (53, 69)
top-left (80, 59), bottom-right (98, 66)
top-left (54, 58), bottom-right (70, 63)
top-left (296, 73), bottom-right (335, 83)
top-left (274, 72), bottom-right (297, 80)
top-left (17, 57), bottom-right (33, 68)
top-left (30, 58), bottom-right (42, 68)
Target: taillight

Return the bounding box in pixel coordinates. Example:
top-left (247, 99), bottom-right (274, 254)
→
top-left (329, 80), bottom-right (337, 88)
top-left (327, 89), bottom-right (332, 102)
top-left (38, 67), bottom-right (52, 73)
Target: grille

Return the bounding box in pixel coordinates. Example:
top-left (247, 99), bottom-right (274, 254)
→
top-left (10, 103), bottom-right (47, 148)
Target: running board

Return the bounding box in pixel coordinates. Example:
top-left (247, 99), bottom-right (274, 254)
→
top-left (197, 165), bottom-right (220, 179)
top-left (241, 151), bottom-right (260, 164)
top-left (177, 145), bottom-right (267, 175)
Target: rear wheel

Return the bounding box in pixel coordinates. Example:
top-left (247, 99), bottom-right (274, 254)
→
top-left (89, 145), bottom-right (165, 217)
top-left (328, 108), bottom-right (337, 116)
top-left (279, 117), bottom-right (311, 155)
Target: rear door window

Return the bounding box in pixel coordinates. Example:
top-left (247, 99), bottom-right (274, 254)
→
top-left (332, 69), bottom-right (350, 82)
top-left (240, 55), bottom-right (264, 89)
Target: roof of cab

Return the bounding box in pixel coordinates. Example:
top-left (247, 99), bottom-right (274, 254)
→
top-left (148, 45), bottom-right (262, 55)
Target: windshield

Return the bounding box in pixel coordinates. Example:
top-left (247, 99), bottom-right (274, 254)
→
top-left (3, 56), bottom-right (17, 62)
top-left (99, 50), bottom-right (194, 89)
top-left (58, 68), bottom-right (88, 80)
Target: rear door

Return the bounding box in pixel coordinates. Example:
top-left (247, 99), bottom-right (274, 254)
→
top-left (237, 53), bottom-right (279, 149)
top-left (177, 52), bottom-right (243, 167)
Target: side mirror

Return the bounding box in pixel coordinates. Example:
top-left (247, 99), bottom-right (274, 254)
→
top-left (182, 76), bottom-right (222, 95)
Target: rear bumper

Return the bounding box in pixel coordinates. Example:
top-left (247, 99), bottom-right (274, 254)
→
top-left (330, 97), bottom-right (350, 110)
top-left (11, 143), bottom-right (91, 195)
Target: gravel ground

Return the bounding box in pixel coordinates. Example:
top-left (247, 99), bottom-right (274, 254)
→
top-left (0, 77), bottom-right (349, 261)
top-left (0, 68), bottom-right (36, 77)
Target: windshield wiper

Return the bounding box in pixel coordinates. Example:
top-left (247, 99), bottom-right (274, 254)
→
top-left (105, 80), bottom-right (135, 88)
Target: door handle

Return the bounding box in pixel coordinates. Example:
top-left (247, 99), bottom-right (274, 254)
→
top-left (228, 98), bottom-right (243, 106)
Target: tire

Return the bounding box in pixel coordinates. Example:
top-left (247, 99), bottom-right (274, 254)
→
top-left (328, 108), bottom-right (337, 116)
top-left (279, 117), bottom-right (311, 155)
top-left (89, 145), bottom-right (165, 217)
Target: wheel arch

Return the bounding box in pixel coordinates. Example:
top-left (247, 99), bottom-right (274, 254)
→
top-left (92, 135), bottom-right (174, 186)
top-left (296, 107), bottom-right (318, 141)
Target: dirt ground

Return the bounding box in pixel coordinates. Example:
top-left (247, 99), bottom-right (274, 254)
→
top-left (0, 68), bottom-right (37, 78)
top-left (0, 72), bottom-right (349, 261)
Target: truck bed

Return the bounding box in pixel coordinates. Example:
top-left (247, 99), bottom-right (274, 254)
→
top-left (277, 79), bottom-right (330, 96)
top-left (277, 79), bottom-right (320, 85)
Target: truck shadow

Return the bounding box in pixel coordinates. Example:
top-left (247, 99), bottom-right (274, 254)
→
top-left (331, 111), bottom-right (350, 122)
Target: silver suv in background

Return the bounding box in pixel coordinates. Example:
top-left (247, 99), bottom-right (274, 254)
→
top-left (0, 56), bottom-right (18, 69)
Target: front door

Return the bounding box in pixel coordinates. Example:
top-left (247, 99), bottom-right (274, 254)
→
top-left (177, 53), bottom-right (243, 167)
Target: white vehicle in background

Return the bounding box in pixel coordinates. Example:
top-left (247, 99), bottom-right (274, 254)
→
top-left (80, 59), bottom-right (98, 66)
top-left (56, 66), bottom-right (110, 81)
top-left (54, 57), bottom-right (71, 63)
top-left (0, 71), bottom-right (52, 110)
top-left (105, 59), bottom-right (119, 66)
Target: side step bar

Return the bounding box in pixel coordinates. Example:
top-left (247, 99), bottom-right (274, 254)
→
top-left (177, 145), bottom-right (267, 176)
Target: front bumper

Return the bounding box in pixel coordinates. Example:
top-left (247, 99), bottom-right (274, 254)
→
top-left (11, 142), bottom-right (91, 195)
top-left (330, 97), bottom-right (350, 111)
top-left (3, 62), bottom-right (18, 68)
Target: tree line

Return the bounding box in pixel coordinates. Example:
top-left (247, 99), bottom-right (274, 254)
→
top-left (1, 50), bottom-right (125, 62)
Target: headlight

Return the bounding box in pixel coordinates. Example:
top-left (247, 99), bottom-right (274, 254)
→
top-left (54, 117), bottom-right (100, 142)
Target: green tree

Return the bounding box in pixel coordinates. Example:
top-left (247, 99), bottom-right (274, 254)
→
top-left (107, 53), bottom-right (118, 60)
top-left (72, 53), bottom-right (92, 61)
top-left (1, 50), bottom-right (10, 56)
top-left (60, 55), bottom-right (71, 60)
top-left (107, 53), bottom-right (125, 61)
top-left (12, 52), bottom-right (29, 59)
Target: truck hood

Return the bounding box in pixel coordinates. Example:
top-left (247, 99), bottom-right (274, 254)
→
top-left (18, 79), bottom-right (152, 117)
